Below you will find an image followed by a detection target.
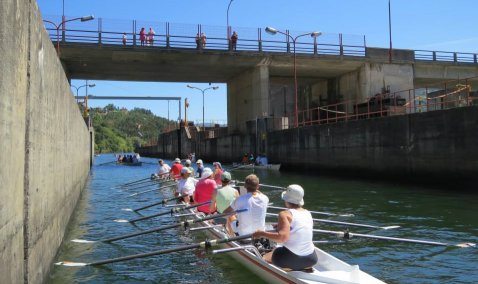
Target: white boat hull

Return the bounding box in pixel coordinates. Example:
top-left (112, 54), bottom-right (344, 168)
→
top-left (233, 163), bottom-right (281, 171)
top-left (183, 208), bottom-right (386, 284)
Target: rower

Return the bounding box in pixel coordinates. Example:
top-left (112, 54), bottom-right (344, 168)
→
top-left (193, 167), bottom-right (217, 214)
top-left (176, 167), bottom-right (197, 203)
top-left (170, 158), bottom-right (183, 180)
top-left (224, 174), bottom-right (269, 236)
top-left (213, 162), bottom-right (223, 185)
top-left (184, 159), bottom-right (195, 177)
top-left (196, 159), bottom-right (204, 178)
top-left (253, 185), bottom-right (317, 271)
top-left (209, 171), bottom-right (239, 235)
top-left (156, 159), bottom-right (171, 179)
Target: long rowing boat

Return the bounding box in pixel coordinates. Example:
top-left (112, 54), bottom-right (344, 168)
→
top-left (233, 163), bottom-right (281, 171)
top-left (116, 161), bottom-right (143, 166)
top-left (179, 206), bottom-right (386, 283)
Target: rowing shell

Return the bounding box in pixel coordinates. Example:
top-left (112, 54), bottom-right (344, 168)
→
top-left (233, 163), bottom-right (281, 171)
top-left (181, 207), bottom-right (386, 284)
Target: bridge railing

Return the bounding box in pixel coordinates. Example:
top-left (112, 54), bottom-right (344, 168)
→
top-left (288, 76), bottom-right (478, 128)
top-left (43, 15), bottom-right (366, 56)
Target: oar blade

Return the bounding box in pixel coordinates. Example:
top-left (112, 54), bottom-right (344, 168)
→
top-left (55, 261), bottom-right (88, 267)
top-left (456, 242), bottom-right (476, 248)
top-left (114, 219), bottom-right (130, 223)
top-left (71, 239), bottom-right (96, 244)
top-left (382, 225), bottom-right (401, 230)
top-left (121, 208), bottom-right (133, 212)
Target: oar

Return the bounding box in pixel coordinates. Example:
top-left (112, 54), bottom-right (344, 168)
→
top-left (57, 232), bottom-right (257, 267)
top-left (122, 195), bottom-right (192, 212)
top-left (120, 181), bottom-right (163, 192)
top-left (234, 181), bottom-right (286, 190)
top-left (96, 160), bottom-right (118, 166)
top-left (71, 209), bottom-right (246, 244)
top-left (266, 213), bottom-right (399, 230)
top-left (127, 183), bottom-right (177, 197)
top-left (119, 178), bottom-right (161, 189)
top-left (118, 177), bottom-right (151, 186)
top-left (313, 229), bottom-right (476, 248)
top-left (268, 205), bottom-right (354, 217)
top-left (116, 201), bottom-right (212, 222)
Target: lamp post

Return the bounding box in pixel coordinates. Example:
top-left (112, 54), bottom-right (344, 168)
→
top-left (43, 15), bottom-right (94, 56)
top-left (186, 85), bottom-right (219, 131)
top-left (388, 0), bottom-right (393, 63)
top-left (227, 0), bottom-right (234, 49)
top-left (71, 81), bottom-right (96, 103)
top-left (265, 27), bottom-right (321, 127)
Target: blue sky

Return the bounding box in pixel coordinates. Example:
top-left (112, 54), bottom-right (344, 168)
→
top-left (37, 0), bottom-right (478, 123)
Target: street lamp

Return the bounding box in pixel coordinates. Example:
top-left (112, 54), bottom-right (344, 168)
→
top-left (71, 82), bottom-right (96, 103)
top-left (43, 15), bottom-right (94, 56)
top-left (186, 85), bottom-right (219, 131)
top-left (265, 26), bottom-right (321, 127)
top-left (227, 0), bottom-right (235, 48)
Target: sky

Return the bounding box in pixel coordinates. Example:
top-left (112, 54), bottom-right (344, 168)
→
top-left (36, 0), bottom-right (478, 123)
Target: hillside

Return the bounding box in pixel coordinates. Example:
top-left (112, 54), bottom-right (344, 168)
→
top-left (88, 104), bottom-right (173, 153)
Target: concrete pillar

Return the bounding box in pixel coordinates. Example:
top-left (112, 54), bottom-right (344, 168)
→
top-left (339, 63), bottom-right (414, 103)
top-left (227, 63), bottom-right (270, 133)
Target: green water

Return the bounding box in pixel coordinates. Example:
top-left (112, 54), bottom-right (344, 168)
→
top-left (47, 156), bottom-right (477, 283)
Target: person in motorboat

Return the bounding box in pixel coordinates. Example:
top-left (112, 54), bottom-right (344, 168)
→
top-left (224, 174), bottom-right (269, 236)
top-left (193, 167), bottom-right (217, 214)
top-left (176, 167), bottom-right (197, 203)
top-left (252, 184), bottom-right (318, 271)
top-left (170, 158), bottom-right (183, 180)
top-left (196, 159), bottom-right (204, 178)
top-left (209, 171), bottom-right (239, 235)
top-left (213, 162), bottom-right (223, 185)
top-left (156, 159), bottom-right (171, 179)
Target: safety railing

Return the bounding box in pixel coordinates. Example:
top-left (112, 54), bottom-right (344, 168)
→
top-left (43, 15), bottom-right (478, 63)
top-left (291, 76), bottom-right (478, 128)
top-left (43, 15), bottom-right (366, 57)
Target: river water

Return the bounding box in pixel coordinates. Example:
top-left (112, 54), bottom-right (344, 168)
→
top-left (47, 155), bottom-right (478, 284)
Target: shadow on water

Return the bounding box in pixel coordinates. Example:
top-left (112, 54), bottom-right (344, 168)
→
top-left (47, 156), bottom-right (478, 284)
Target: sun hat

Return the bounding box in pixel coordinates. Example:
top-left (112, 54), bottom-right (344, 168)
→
top-left (181, 167), bottom-right (192, 174)
top-left (196, 159), bottom-right (203, 164)
top-left (281, 184), bottom-right (304, 206)
top-left (200, 167), bottom-right (213, 179)
top-left (174, 158), bottom-right (181, 163)
top-left (221, 171), bottom-right (232, 182)
top-left (185, 159), bottom-right (192, 166)
top-left (213, 162), bottom-right (222, 169)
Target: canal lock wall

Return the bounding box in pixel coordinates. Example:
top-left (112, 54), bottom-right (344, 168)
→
top-left (140, 106), bottom-right (478, 183)
top-left (1, 1), bottom-right (92, 284)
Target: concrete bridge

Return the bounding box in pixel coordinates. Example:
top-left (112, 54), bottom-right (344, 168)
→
top-left (48, 17), bottom-right (478, 133)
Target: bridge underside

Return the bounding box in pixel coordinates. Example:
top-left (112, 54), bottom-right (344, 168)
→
top-left (60, 44), bottom-right (478, 133)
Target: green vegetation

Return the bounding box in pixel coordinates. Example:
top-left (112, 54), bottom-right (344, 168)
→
top-left (87, 104), bottom-right (174, 153)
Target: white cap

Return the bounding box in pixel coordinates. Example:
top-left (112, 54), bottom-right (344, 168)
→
top-left (181, 167), bottom-right (192, 174)
top-left (196, 159), bottom-right (203, 164)
top-left (174, 158), bottom-right (181, 163)
top-left (281, 184), bottom-right (304, 206)
top-left (200, 167), bottom-right (213, 179)
top-left (185, 159), bottom-right (192, 165)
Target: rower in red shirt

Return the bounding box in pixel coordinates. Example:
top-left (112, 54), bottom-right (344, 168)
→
top-left (170, 158), bottom-right (183, 180)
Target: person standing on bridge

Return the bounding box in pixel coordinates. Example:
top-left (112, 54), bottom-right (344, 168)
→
top-left (201, 33), bottom-right (207, 49)
top-left (148, 27), bottom-right (155, 46)
top-left (122, 32), bottom-right (127, 46)
top-left (139, 27), bottom-right (146, 46)
top-left (231, 31), bottom-right (238, 51)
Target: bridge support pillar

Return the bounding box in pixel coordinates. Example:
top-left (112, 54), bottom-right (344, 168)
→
top-left (227, 64), bottom-right (270, 134)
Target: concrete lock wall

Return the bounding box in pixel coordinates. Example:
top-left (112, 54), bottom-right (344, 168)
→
top-left (267, 106), bottom-right (478, 179)
top-left (0, 1), bottom-right (29, 283)
top-left (1, 1), bottom-right (92, 284)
